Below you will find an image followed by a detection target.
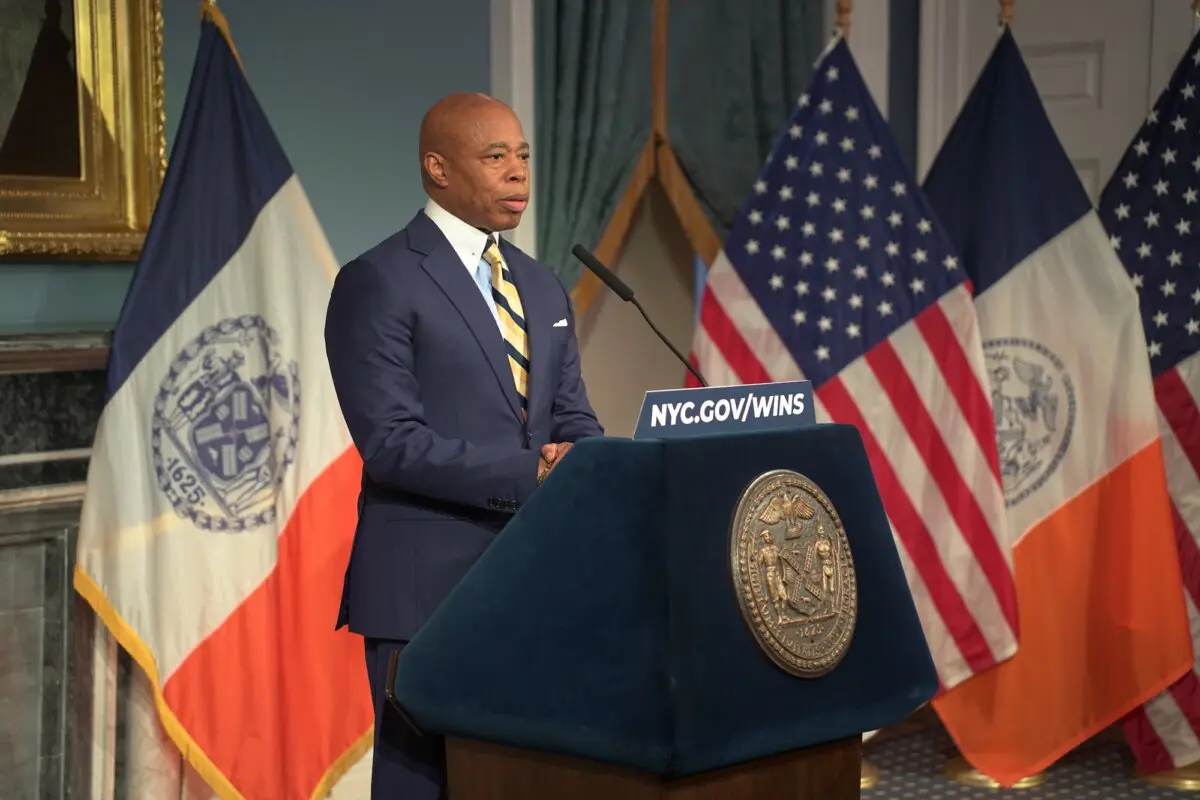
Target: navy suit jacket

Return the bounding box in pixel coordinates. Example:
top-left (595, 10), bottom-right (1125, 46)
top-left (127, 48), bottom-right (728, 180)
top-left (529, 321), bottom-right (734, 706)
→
top-left (325, 210), bottom-right (604, 641)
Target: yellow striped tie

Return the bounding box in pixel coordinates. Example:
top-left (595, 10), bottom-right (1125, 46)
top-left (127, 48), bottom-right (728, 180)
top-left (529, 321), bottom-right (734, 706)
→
top-left (482, 237), bottom-right (529, 413)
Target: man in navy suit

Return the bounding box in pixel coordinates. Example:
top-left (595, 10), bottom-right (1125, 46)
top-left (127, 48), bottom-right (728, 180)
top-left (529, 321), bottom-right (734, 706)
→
top-left (324, 92), bottom-right (604, 799)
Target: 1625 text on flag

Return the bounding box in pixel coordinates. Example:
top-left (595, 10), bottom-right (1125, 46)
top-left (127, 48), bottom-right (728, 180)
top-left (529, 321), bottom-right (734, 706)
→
top-left (73, 8), bottom-right (373, 799)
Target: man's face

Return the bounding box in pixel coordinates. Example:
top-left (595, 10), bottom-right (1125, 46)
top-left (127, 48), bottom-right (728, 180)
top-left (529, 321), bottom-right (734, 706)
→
top-left (434, 104), bottom-right (530, 232)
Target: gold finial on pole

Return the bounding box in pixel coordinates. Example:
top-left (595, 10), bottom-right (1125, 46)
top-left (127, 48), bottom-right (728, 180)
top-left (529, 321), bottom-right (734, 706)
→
top-left (836, 0), bottom-right (852, 37)
top-left (999, 0), bottom-right (1014, 25)
top-left (198, 0), bottom-right (244, 70)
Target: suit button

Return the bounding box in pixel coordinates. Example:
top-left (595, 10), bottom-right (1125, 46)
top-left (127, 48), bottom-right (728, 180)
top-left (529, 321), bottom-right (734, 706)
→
top-left (525, 432), bottom-right (532, 441)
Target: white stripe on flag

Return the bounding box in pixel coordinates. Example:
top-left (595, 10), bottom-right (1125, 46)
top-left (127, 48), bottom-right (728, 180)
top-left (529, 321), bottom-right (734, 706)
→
top-left (1137, 383), bottom-right (1200, 767)
top-left (78, 176), bottom-right (352, 680)
top-left (698, 249), bottom-right (1010, 688)
top-left (699, 253), bottom-right (830, 420)
top-left (838, 354), bottom-right (998, 684)
top-left (974, 212), bottom-right (1162, 544)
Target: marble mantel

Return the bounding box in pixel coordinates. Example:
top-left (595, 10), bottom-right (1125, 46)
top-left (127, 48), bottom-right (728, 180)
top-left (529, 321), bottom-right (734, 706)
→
top-left (0, 332), bottom-right (109, 508)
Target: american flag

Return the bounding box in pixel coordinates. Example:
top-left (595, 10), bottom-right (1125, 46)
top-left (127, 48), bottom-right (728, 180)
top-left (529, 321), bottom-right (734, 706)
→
top-left (688, 37), bottom-right (1018, 689)
top-left (1099, 30), bottom-right (1200, 774)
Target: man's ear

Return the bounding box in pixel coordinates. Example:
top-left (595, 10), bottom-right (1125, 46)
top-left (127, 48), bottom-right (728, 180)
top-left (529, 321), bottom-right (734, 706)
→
top-left (423, 152), bottom-right (449, 188)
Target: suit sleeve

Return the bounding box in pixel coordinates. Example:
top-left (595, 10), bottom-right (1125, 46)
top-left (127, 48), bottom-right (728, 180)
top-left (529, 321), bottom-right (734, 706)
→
top-left (325, 257), bottom-right (541, 511)
top-left (549, 282), bottom-right (605, 443)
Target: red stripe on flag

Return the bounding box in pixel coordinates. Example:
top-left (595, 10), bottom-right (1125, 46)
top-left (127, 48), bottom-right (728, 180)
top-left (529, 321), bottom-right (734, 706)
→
top-left (1126, 367), bottom-right (1200, 772)
top-left (1168, 671), bottom-right (1200, 744)
top-left (1123, 668), bottom-right (1200, 773)
top-left (162, 447), bottom-right (372, 799)
top-left (1157, 368), bottom-right (1200, 492)
top-left (697, 288), bottom-right (775, 385)
top-left (1155, 368), bottom-right (1200, 608)
top-left (1169, 500), bottom-right (1200, 615)
top-left (1123, 705), bottom-right (1178, 774)
top-left (865, 333), bottom-right (1018, 635)
top-left (817, 376), bottom-right (995, 674)
top-left (914, 301), bottom-right (1003, 483)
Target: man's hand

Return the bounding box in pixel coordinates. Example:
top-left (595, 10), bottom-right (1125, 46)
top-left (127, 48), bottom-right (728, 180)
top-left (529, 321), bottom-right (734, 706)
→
top-left (537, 442), bottom-right (574, 484)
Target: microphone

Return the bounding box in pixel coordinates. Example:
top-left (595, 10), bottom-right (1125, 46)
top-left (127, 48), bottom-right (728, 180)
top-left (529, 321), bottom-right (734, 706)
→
top-left (571, 244), bottom-right (708, 387)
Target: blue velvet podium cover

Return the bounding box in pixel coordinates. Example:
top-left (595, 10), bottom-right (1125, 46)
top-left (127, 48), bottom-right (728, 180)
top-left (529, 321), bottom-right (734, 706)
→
top-left (390, 424), bottom-right (938, 778)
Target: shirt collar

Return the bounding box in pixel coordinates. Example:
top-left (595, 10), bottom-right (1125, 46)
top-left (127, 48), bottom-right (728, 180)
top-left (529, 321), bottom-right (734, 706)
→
top-left (424, 198), bottom-right (498, 272)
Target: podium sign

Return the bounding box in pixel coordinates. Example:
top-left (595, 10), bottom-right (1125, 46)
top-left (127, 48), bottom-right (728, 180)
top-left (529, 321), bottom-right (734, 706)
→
top-left (632, 380), bottom-right (815, 440)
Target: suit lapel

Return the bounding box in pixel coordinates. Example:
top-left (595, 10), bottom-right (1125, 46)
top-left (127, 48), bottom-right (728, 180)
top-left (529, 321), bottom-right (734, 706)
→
top-left (502, 241), bottom-right (551, 419)
top-left (408, 213), bottom-right (524, 421)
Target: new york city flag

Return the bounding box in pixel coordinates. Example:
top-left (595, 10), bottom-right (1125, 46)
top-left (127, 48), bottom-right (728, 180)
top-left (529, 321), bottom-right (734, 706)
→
top-left (73, 6), bottom-right (372, 797)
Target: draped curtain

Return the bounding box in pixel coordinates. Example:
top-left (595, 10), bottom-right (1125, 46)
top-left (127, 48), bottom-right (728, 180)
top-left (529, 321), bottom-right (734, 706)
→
top-left (534, 0), bottom-right (653, 286)
top-left (534, 0), bottom-right (826, 288)
top-left (666, 0), bottom-right (826, 241)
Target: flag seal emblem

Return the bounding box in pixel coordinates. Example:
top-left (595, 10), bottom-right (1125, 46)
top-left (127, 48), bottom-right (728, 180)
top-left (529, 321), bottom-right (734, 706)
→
top-left (984, 337), bottom-right (1076, 507)
top-left (729, 469), bottom-right (858, 678)
top-left (151, 315), bottom-right (301, 532)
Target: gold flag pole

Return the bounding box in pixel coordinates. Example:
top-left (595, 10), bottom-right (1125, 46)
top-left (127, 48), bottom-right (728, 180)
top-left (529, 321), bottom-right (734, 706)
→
top-left (836, 0), bottom-right (879, 790)
top-left (842, 0), bottom-right (879, 779)
top-left (836, 0), bottom-right (852, 38)
top-left (999, 0), bottom-right (1014, 25)
top-left (836, 3), bottom-right (878, 787)
top-left (1136, 759), bottom-right (1200, 791)
top-left (1135, 5), bottom-right (1200, 729)
top-left (942, 756), bottom-right (1045, 790)
top-left (943, 2), bottom-right (1042, 787)
top-left (861, 756), bottom-right (880, 790)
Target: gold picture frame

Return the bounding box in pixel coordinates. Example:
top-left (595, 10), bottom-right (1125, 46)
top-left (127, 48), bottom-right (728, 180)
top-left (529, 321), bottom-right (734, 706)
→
top-left (0, 0), bottom-right (165, 261)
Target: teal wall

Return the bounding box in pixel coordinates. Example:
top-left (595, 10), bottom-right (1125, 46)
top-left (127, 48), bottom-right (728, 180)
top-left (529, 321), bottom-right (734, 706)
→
top-left (0, 0), bottom-right (491, 334)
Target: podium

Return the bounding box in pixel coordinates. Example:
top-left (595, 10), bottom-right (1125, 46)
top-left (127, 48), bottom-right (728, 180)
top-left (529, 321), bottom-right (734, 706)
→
top-left (389, 424), bottom-right (938, 799)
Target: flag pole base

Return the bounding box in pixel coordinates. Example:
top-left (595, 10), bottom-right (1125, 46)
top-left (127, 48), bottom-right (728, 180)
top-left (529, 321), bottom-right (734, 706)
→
top-left (941, 755), bottom-right (1045, 788)
top-left (860, 759), bottom-right (880, 789)
top-left (1135, 761), bottom-right (1200, 791)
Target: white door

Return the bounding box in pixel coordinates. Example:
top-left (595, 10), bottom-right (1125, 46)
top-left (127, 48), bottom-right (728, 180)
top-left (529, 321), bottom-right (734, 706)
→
top-left (917, 0), bottom-right (1197, 200)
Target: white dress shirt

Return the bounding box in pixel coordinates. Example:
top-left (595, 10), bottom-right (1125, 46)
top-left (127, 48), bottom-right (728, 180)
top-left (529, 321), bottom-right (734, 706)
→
top-left (424, 198), bottom-right (507, 327)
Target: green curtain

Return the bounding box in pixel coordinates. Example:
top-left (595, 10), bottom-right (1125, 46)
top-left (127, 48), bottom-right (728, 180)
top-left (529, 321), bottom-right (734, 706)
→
top-left (666, 0), bottom-right (826, 241)
top-left (534, 1), bottom-right (654, 286)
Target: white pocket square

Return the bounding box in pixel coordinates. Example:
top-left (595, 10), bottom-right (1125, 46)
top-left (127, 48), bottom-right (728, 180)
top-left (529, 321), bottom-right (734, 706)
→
top-left (552, 318), bottom-right (568, 327)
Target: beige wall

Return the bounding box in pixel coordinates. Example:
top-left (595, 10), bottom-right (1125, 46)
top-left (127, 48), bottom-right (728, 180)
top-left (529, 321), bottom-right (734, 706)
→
top-left (577, 184), bottom-right (699, 438)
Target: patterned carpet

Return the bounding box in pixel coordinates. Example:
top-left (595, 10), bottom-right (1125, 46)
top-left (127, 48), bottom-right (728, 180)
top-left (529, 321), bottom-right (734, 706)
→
top-left (862, 723), bottom-right (1199, 798)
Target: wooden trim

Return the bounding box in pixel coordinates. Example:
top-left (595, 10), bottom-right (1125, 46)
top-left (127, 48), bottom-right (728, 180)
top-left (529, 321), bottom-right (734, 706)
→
top-left (568, 138), bottom-right (656, 320)
top-left (0, 347), bottom-right (110, 375)
top-left (655, 142), bottom-right (721, 266)
top-left (594, 140), bottom-right (658, 268)
top-left (445, 734), bottom-right (861, 799)
top-left (652, 0), bottom-right (669, 139)
top-left (0, 332), bottom-right (111, 375)
top-left (568, 0), bottom-right (672, 324)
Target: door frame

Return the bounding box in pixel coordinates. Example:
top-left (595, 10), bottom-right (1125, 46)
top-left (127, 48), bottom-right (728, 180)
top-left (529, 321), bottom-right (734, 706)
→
top-left (915, 0), bottom-right (1199, 183)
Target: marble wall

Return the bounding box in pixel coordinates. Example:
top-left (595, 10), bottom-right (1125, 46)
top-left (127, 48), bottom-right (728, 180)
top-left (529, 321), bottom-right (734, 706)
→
top-left (0, 507), bottom-right (95, 800)
top-left (0, 333), bottom-right (372, 799)
top-left (0, 333), bottom-right (110, 799)
top-left (0, 372), bottom-right (104, 492)
top-left (0, 332), bottom-right (108, 495)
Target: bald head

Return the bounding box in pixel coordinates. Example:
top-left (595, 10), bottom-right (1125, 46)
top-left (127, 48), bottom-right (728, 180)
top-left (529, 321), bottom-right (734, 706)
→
top-left (419, 92), bottom-right (530, 231)
top-left (419, 93), bottom-right (510, 160)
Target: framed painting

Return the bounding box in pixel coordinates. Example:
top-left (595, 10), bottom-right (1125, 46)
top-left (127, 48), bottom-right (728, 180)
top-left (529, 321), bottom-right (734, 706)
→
top-left (0, 0), bottom-right (165, 261)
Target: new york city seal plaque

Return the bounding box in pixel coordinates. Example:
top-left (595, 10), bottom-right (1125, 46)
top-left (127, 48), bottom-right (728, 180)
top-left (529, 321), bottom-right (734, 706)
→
top-left (730, 469), bottom-right (858, 678)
